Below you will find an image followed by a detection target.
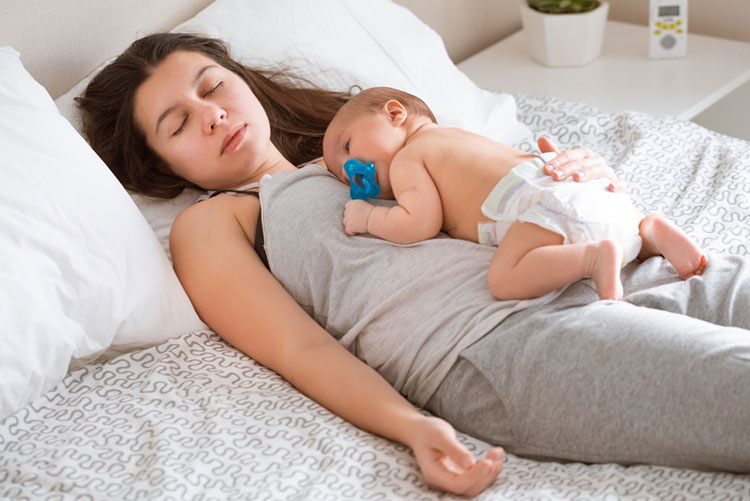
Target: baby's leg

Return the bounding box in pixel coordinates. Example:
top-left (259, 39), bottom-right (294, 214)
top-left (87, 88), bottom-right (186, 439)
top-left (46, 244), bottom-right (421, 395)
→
top-left (638, 214), bottom-right (708, 279)
top-left (488, 221), bottom-right (624, 301)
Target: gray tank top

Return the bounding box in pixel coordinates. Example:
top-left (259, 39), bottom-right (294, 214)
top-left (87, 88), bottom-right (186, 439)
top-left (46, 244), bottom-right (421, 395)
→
top-left (259, 164), bottom-right (551, 406)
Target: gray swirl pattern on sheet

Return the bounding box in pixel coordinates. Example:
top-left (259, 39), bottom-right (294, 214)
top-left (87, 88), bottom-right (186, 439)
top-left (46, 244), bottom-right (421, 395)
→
top-left (3, 330), bottom-right (750, 500)
top-left (3, 94), bottom-right (750, 500)
top-left (513, 93), bottom-right (750, 258)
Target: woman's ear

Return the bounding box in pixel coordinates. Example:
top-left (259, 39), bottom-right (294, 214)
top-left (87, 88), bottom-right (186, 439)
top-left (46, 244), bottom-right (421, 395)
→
top-left (383, 99), bottom-right (407, 126)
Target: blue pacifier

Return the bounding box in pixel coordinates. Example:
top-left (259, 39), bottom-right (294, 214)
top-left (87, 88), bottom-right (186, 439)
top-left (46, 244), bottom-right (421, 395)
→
top-left (344, 158), bottom-right (381, 200)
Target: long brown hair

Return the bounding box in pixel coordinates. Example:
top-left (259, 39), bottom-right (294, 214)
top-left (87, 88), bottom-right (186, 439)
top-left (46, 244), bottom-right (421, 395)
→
top-left (76, 33), bottom-right (350, 198)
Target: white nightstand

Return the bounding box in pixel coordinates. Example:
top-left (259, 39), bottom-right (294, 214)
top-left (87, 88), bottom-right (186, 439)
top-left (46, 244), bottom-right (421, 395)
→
top-left (457, 21), bottom-right (750, 136)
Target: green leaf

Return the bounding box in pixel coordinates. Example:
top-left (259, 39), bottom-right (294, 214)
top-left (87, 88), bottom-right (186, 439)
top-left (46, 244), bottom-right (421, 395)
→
top-left (528, 0), bottom-right (601, 14)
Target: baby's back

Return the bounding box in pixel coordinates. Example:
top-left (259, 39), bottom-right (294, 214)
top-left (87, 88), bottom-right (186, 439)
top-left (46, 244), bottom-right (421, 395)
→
top-left (409, 127), bottom-right (536, 242)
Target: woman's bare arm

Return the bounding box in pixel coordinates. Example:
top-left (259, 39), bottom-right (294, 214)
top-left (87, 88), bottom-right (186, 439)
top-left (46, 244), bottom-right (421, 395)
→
top-left (169, 195), bottom-right (504, 497)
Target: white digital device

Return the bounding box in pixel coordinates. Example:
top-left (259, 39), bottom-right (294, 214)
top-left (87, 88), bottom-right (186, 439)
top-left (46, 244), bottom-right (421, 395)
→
top-left (649, 0), bottom-right (687, 58)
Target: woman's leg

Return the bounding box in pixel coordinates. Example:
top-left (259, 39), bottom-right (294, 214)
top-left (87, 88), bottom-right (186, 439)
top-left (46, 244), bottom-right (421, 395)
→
top-left (427, 259), bottom-right (750, 471)
top-left (622, 253), bottom-right (750, 329)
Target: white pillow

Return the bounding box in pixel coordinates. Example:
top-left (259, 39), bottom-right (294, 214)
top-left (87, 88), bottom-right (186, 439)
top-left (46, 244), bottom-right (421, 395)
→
top-left (174, 0), bottom-right (529, 141)
top-left (0, 47), bottom-right (207, 420)
top-left (55, 0), bottom-right (531, 257)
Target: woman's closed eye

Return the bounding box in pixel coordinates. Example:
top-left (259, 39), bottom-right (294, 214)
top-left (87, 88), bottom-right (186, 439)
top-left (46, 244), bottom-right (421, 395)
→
top-left (173, 115), bottom-right (189, 136)
top-left (204, 81), bottom-right (223, 97)
top-left (172, 82), bottom-right (224, 136)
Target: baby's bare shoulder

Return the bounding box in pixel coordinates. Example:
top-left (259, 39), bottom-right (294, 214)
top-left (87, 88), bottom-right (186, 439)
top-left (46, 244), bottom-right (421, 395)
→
top-left (408, 127), bottom-right (480, 158)
top-left (422, 126), bottom-right (487, 145)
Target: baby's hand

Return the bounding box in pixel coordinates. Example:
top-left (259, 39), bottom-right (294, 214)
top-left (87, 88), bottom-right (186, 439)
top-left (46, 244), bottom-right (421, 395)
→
top-left (343, 199), bottom-right (374, 236)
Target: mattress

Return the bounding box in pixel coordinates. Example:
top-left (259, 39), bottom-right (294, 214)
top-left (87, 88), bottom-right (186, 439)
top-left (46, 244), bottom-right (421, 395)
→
top-left (2, 94), bottom-right (749, 500)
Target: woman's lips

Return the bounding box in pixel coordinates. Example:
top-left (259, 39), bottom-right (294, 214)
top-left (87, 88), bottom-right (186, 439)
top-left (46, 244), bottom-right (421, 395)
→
top-left (221, 124), bottom-right (247, 155)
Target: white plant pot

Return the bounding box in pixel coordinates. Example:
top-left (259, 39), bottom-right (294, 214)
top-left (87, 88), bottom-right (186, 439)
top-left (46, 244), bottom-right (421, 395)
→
top-left (519, 1), bottom-right (609, 67)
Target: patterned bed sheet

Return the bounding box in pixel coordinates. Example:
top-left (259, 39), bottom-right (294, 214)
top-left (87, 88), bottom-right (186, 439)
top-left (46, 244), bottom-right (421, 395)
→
top-left (2, 95), bottom-right (750, 500)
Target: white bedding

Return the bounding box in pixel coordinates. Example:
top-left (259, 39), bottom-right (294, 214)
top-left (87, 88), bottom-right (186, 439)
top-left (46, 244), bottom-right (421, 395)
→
top-left (2, 329), bottom-right (748, 500)
top-left (2, 95), bottom-right (749, 500)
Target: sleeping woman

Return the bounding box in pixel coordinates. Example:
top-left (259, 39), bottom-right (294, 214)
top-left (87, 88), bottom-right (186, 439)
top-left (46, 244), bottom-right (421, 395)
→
top-left (77, 33), bottom-right (750, 497)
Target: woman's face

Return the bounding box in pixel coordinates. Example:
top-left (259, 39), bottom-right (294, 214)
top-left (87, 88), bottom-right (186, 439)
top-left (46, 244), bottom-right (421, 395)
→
top-left (134, 50), bottom-right (272, 190)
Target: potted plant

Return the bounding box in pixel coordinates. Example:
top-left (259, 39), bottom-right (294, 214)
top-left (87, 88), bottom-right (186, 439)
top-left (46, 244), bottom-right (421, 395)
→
top-left (519, 0), bottom-right (609, 67)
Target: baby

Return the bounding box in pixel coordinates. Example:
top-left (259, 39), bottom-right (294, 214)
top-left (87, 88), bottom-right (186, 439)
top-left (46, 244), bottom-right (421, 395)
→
top-left (322, 87), bottom-right (708, 300)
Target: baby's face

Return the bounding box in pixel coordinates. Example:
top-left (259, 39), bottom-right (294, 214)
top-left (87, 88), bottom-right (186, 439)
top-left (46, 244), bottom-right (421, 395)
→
top-left (323, 110), bottom-right (403, 199)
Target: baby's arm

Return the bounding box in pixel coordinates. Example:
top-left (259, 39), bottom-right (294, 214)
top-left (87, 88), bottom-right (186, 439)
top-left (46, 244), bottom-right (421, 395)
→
top-left (345, 156), bottom-right (443, 244)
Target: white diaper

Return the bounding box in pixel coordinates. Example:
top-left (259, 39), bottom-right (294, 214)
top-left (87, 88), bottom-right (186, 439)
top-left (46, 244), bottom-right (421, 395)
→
top-left (478, 158), bottom-right (643, 266)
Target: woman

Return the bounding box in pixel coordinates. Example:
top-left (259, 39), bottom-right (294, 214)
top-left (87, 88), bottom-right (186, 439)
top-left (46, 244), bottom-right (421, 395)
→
top-left (78, 33), bottom-right (750, 496)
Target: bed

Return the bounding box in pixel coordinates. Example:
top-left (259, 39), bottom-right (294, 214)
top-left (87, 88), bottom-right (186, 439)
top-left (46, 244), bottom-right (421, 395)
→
top-left (1, 1), bottom-right (749, 499)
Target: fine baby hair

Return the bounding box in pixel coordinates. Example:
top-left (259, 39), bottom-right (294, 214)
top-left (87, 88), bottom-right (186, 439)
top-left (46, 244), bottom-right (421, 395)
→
top-left (338, 87), bottom-right (436, 200)
top-left (338, 86), bottom-right (437, 123)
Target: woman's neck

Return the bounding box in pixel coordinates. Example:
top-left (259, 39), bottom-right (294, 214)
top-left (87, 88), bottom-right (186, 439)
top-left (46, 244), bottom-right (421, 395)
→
top-left (227, 144), bottom-right (297, 189)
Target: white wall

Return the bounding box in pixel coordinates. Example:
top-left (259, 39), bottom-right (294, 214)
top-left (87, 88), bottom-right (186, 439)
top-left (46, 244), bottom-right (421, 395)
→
top-left (609, 1), bottom-right (750, 44)
top-left (395, 0), bottom-right (750, 64)
top-left (395, 0), bottom-right (750, 140)
top-left (0, 0), bottom-right (214, 98)
top-left (611, 0), bottom-right (750, 140)
top-left (393, 0), bottom-right (519, 63)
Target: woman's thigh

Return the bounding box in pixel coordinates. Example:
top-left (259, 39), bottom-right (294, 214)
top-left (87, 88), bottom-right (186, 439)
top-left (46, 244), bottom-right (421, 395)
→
top-left (427, 261), bottom-right (750, 471)
top-left (621, 254), bottom-right (750, 328)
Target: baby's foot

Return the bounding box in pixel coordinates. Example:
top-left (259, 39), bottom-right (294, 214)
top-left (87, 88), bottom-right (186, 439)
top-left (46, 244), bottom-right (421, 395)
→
top-left (640, 214), bottom-right (708, 279)
top-left (587, 240), bottom-right (624, 300)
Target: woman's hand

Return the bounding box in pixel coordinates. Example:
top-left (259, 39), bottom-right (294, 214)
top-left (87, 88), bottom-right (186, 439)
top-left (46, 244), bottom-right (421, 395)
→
top-left (410, 415), bottom-right (505, 497)
top-left (537, 136), bottom-right (627, 192)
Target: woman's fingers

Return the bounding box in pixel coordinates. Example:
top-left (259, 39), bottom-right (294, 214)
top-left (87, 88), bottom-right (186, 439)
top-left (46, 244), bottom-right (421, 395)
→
top-left (609, 178), bottom-right (628, 192)
top-left (412, 417), bottom-right (504, 497)
top-left (544, 155), bottom-right (602, 180)
top-left (537, 139), bottom-right (627, 192)
top-left (432, 422), bottom-right (475, 471)
top-left (543, 148), bottom-right (597, 176)
top-left (463, 448), bottom-right (505, 497)
top-left (436, 447), bottom-right (505, 498)
top-left (537, 136), bottom-right (561, 155)
top-left (542, 147), bottom-right (626, 191)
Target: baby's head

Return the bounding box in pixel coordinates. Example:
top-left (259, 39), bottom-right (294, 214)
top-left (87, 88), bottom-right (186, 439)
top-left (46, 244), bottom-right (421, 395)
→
top-left (322, 87), bottom-right (436, 190)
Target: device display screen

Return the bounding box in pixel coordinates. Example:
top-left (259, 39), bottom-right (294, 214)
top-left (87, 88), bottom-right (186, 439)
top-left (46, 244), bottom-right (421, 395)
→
top-left (659, 6), bottom-right (680, 16)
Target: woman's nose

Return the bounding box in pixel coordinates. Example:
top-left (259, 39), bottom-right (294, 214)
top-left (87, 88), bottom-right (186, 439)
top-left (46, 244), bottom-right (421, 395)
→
top-left (204, 105), bottom-right (227, 134)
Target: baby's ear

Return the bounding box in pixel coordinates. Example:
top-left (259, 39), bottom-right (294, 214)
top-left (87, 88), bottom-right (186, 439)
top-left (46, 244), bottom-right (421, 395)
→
top-left (383, 99), bottom-right (407, 126)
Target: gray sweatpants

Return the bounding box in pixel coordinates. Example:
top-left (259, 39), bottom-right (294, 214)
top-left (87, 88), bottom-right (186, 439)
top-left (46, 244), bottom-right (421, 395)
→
top-left (426, 255), bottom-right (750, 472)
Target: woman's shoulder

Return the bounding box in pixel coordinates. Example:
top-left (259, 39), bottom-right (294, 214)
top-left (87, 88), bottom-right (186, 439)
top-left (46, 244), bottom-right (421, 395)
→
top-left (171, 193), bottom-right (260, 248)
